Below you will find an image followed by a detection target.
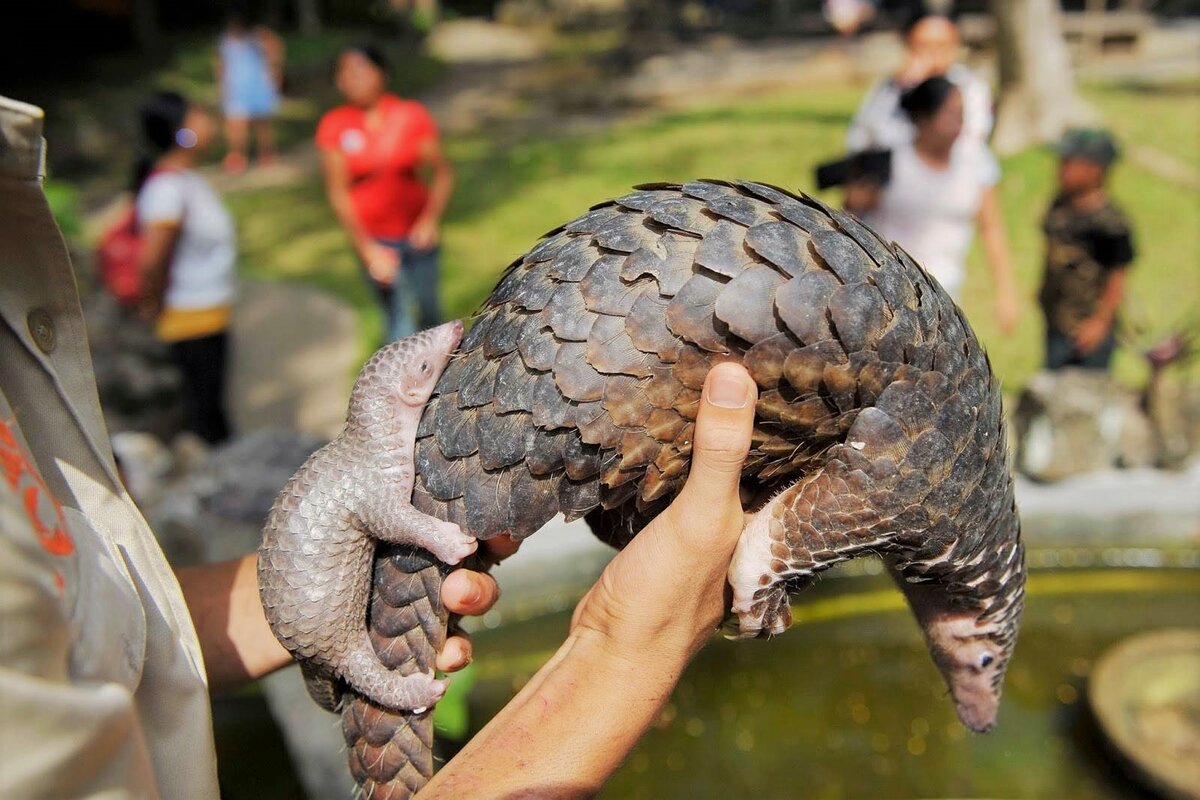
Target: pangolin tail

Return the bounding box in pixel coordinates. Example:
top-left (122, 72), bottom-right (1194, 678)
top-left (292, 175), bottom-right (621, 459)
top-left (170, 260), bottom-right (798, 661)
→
top-left (340, 546), bottom-right (449, 799)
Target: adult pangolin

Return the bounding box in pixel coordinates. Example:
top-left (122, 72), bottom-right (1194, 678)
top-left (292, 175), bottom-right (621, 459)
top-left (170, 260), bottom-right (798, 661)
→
top-left (286, 180), bottom-right (1024, 799)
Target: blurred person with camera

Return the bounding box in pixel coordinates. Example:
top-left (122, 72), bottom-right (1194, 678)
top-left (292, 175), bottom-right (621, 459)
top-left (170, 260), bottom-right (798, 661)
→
top-left (844, 76), bottom-right (1018, 332)
top-left (847, 11), bottom-right (992, 153)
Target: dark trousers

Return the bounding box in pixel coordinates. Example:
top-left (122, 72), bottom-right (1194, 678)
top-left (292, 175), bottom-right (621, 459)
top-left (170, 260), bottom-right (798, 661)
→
top-left (1045, 327), bottom-right (1117, 371)
top-left (169, 332), bottom-right (231, 444)
top-left (368, 239), bottom-right (442, 342)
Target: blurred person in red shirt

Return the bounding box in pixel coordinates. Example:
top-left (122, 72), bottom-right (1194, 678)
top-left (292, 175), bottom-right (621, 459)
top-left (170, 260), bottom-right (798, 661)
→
top-left (316, 44), bottom-right (454, 342)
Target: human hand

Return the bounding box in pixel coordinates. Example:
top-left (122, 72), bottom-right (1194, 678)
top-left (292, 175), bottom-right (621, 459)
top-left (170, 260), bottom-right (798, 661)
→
top-left (361, 240), bottom-right (401, 285)
top-left (136, 300), bottom-right (161, 325)
top-left (436, 535), bottom-right (521, 672)
top-left (1074, 313), bottom-right (1113, 355)
top-left (408, 216), bottom-right (440, 250)
top-left (896, 52), bottom-right (936, 86)
top-left (569, 363), bottom-right (758, 664)
top-left (843, 180), bottom-right (880, 216)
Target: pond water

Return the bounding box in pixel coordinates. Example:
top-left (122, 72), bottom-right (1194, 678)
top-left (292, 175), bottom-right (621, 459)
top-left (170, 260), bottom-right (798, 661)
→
top-left (468, 551), bottom-right (1200, 799)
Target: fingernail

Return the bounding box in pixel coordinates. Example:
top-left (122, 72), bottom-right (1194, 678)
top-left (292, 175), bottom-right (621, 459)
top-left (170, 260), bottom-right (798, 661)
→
top-left (462, 580), bottom-right (482, 605)
top-left (708, 369), bottom-right (750, 408)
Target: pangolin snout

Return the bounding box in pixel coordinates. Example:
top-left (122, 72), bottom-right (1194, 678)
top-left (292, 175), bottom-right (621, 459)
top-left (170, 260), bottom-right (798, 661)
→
top-left (432, 319), bottom-right (464, 351)
top-left (952, 687), bottom-right (999, 733)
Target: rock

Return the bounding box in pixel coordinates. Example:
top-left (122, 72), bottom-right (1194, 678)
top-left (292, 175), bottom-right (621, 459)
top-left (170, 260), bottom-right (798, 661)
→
top-left (170, 432), bottom-right (211, 477)
top-left (84, 291), bottom-right (187, 440)
top-left (1014, 368), bottom-right (1156, 482)
top-left (426, 19), bottom-right (546, 64)
top-left (127, 429), bottom-right (325, 566)
top-left (111, 431), bottom-right (174, 509)
top-left (194, 430), bottom-right (326, 523)
top-left (1014, 459), bottom-right (1200, 542)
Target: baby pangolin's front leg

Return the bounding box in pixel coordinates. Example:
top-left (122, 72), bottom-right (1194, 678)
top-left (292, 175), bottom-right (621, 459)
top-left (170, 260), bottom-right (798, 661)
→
top-left (357, 497), bottom-right (478, 567)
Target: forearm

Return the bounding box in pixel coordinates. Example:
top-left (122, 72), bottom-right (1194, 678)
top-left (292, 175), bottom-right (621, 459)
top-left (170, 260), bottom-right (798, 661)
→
top-left (1092, 268), bottom-right (1128, 322)
top-left (430, 363), bottom-right (756, 797)
top-left (983, 235), bottom-right (1015, 292)
top-left (139, 261), bottom-right (169, 318)
top-left (421, 629), bottom-right (694, 798)
top-left (321, 152), bottom-right (374, 255)
top-left (327, 188), bottom-right (373, 254)
top-left (419, 162), bottom-right (454, 225)
top-left (979, 195), bottom-right (1015, 289)
top-left (175, 554), bottom-right (290, 691)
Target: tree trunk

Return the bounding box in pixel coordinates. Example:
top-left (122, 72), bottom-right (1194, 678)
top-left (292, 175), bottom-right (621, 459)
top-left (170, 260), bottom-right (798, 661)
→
top-left (989, 0), bottom-right (1094, 155)
top-left (295, 0), bottom-right (322, 35)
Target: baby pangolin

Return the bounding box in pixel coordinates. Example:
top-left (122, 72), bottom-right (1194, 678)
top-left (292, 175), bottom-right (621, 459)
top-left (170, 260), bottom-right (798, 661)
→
top-left (258, 321), bottom-right (476, 714)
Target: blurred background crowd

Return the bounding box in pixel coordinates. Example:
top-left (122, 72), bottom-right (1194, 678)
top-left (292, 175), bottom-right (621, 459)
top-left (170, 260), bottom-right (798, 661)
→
top-left (4, 0), bottom-right (1198, 797)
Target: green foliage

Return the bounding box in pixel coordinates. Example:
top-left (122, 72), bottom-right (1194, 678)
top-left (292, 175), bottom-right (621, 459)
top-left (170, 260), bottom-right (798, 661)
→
top-left (44, 41), bottom-right (1195, 392)
top-left (437, 89), bottom-right (862, 320)
top-left (43, 180), bottom-right (82, 239)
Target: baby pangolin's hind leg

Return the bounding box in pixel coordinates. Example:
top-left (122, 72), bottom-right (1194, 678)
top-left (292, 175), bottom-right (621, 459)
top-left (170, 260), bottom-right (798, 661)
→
top-left (728, 454), bottom-right (896, 638)
top-left (339, 630), bottom-right (447, 712)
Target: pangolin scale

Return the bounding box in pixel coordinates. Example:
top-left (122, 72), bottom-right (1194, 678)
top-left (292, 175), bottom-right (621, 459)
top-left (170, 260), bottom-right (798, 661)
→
top-left (335, 179), bottom-right (1025, 798)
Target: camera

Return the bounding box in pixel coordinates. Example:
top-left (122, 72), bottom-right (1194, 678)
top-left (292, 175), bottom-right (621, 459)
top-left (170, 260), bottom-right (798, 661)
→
top-left (815, 148), bottom-right (892, 190)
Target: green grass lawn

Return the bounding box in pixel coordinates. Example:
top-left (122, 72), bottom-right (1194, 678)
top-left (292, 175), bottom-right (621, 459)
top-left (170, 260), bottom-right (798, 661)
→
top-left (227, 77), bottom-right (1199, 395)
top-left (1082, 78), bottom-right (1200, 173)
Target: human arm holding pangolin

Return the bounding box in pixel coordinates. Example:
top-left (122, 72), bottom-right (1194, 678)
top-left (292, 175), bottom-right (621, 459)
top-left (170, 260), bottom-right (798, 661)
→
top-left (421, 363), bottom-right (758, 798)
top-left (177, 555), bottom-right (501, 691)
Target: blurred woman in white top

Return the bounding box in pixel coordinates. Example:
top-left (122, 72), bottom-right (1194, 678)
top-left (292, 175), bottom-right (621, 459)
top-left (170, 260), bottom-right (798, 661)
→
top-left (846, 12), bottom-right (993, 152)
top-left (134, 91), bottom-right (236, 443)
top-left (846, 76), bottom-right (1018, 332)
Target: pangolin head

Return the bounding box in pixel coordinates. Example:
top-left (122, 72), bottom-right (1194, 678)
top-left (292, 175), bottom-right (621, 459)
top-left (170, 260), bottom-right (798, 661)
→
top-left (348, 320), bottom-right (464, 424)
top-left (890, 508), bottom-right (1026, 734)
top-left (920, 599), bottom-right (1021, 733)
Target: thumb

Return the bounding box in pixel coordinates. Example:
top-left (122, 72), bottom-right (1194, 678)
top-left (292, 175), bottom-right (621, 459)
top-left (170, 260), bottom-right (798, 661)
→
top-left (677, 362), bottom-right (757, 510)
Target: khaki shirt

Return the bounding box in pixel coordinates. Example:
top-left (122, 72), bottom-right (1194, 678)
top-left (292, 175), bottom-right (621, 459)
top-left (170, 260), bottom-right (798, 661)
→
top-left (0, 96), bottom-right (220, 798)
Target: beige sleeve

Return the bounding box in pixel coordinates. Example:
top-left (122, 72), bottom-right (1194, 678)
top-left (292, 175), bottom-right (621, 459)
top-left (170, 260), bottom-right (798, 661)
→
top-left (0, 486), bottom-right (159, 799)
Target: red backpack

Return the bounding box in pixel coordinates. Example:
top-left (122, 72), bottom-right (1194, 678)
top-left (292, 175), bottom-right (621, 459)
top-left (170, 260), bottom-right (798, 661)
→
top-left (95, 205), bottom-right (143, 308)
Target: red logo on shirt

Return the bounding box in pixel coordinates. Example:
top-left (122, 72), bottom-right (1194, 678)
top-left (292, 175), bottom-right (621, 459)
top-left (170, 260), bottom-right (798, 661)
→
top-left (0, 418), bottom-right (74, 559)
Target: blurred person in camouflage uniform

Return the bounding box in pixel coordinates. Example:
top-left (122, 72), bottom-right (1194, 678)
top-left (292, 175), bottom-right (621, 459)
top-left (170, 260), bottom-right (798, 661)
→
top-left (1039, 129), bottom-right (1135, 371)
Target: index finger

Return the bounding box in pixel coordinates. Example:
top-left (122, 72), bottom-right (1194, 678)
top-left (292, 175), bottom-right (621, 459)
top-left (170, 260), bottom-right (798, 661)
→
top-left (442, 569), bottom-right (501, 617)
